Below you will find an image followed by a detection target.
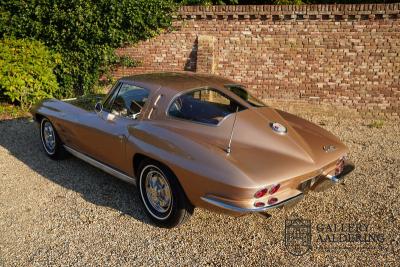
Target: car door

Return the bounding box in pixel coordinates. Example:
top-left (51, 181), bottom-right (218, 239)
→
top-left (75, 82), bottom-right (150, 174)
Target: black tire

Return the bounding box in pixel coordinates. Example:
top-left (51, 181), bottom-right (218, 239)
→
top-left (40, 118), bottom-right (67, 160)
top-left (138, 159), bottom-right (193, 228)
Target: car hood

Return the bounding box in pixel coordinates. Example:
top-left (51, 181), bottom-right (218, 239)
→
top-left (164, 106), bottom-right (348, 186)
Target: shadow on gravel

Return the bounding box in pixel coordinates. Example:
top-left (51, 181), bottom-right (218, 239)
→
top-left (0, 118), bottom-right (152, 225)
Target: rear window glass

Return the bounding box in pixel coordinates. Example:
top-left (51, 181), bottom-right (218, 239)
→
top-left (225, 85), bottom-right (266, 107)
top-left (168, 88), bottom-right (246, 125)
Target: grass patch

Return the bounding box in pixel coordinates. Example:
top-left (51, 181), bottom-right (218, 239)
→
top-left (0, 103), bottom-right (30, 120)
top-left (367, 120), bottom-right (384, 129)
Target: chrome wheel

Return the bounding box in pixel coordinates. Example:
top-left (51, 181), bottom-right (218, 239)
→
top-left (39, 118), bottom-right (67, 160)
top-left (41, 120), bottom-right (56, 154)
top-left (138, 160), bottom-right (193, 227)
top-left (145, 169), bottom-right (172, 213)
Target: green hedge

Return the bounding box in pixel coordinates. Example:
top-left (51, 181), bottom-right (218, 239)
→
top-left (0, 38), bottom-right (61, 110)
top-left (0, 0), bottom-right (176, 98)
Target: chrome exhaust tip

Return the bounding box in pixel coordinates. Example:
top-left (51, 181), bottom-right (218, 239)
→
top-left (311, 161), bottom-right (355, 192)
top-left (256, 212), bottom-right (272, 219)
top-left (326, 161), bottom-right (355, 184)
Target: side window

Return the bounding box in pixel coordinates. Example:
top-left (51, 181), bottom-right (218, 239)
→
top-left (168, 88), bottom-right (245, 125)
top-left (109, 83), bottom-right (150, 119)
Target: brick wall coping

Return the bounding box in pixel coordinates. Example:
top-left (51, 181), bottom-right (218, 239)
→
top-left (176, 3), bottom-right (400, 20)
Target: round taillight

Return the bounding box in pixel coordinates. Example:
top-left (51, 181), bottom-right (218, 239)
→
top-left (268, 197), bottom-right (278, 205)
top-left (254, 202), bottom-right (265, 207)
top-left (254, 188), bottom-right (268, 198)
top-left (269, 184), bottom-right (281, 195)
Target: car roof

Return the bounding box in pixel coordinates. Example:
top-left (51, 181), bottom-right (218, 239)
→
top-left (119, 72), bottom-right (236, 92)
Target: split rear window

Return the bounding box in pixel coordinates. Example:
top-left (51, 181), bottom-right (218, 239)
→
top-left (168, 88), bottom-right (245, 125)
top-left (225, 85), bottom-right (266, 108)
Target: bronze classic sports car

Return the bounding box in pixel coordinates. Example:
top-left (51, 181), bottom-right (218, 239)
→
top-left (31, 72), bottom-right (354, 228)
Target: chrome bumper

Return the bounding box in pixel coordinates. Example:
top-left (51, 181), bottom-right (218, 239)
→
top-left (201, 161), bottom-right (355, 214)
top-left (326, 160), bottom-right (355, 183)
top-left (201, 190), bottom-right (304, 214)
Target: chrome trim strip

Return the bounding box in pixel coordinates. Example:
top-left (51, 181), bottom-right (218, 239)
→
top-left (201, 192), bottom-right (304, 213)
top-left (153, 94), bottom-right (162, 106)
top-left (64, 145), bottom-right (136, 185)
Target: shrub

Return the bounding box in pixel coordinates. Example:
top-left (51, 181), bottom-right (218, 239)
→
top-left (0, 38), bottom-right (61, 110)
top-left (0, 0), bottom-right (176, 97)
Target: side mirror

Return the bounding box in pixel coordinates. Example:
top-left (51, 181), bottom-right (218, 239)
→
top-left (94, 102), bottom-right (103, 113)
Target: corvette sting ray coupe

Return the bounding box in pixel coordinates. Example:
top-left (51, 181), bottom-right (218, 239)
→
top-left (31, 72), bottom-right (354, 228)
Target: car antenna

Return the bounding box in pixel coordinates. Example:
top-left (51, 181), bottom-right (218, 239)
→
top-left (226, 106), bottom-right (239, 155)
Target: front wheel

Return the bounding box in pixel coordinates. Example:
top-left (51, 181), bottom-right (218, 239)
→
top-left (40, 118), bottom-right (67, 160)
top-left (138, 160), bottom-right (193, 228)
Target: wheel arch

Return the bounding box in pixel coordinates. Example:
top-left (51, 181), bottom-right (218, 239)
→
top-left (34, 113), bottom-right (45, 123)
top-left (133, 153), bottom-right (149, 178)
top-left (132, 153), bottom-right (193, 206)
top-left (133, 153), bottom-right (176, 181)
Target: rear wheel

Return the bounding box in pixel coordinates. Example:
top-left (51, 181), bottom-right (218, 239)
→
top-left (40, 118), bottom-right (67, 159)
top-left (138, 159), bottom-right (193, 228)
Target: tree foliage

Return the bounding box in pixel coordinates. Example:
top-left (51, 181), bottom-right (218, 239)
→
top-left (0, 0), bottom-right (396, 104)
top-left (0, 0), bottom-right (176, 97)
top-left (0, 38), bottom-right (61, 109)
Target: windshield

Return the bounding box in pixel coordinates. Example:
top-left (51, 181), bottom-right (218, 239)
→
top-left (225, 85), bottom-right (266, 108)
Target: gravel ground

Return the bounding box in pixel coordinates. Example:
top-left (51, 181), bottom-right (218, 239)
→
top-left (0, 103), bottom-right (399, 266)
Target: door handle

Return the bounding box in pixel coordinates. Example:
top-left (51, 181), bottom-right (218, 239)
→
top-left (118, 134), bottom-right (126, 141)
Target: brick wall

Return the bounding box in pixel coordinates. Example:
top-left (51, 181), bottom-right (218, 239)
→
top-left (115, 4), bottom-right (400, 117)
